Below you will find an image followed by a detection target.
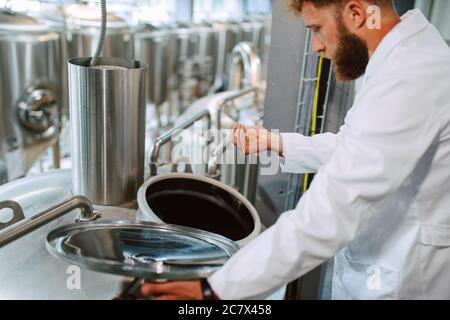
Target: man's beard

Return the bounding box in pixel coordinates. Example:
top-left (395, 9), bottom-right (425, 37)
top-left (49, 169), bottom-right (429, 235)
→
top-left (332, 20), bottom-right (370, 82)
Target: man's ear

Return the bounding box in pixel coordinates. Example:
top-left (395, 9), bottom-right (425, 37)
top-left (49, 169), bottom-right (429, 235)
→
top-left (342, 0), bottom-right (367, 30)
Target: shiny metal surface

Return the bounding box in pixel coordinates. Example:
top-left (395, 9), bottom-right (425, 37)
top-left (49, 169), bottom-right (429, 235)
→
top-left (47, 3), bottom-right (134, 60)
top-left (0, 196), bottom-right (99, 248)
top-left (40, 3), bottom-right (134, 120)
top-left (0, 10), bottom-right (62, 181)
top-left (47, 220), bottom-right (239, 280)
top-left (69, 57), bottom-right (147, 206)
top-left (207, 132), bottom-right (232, 177)
top-left (0, 169), bottom-right (137, 299)
top-left (0, 169), bottom-right (72, 217)
top-left (0, 200), bottom-right (24, 231)
top-left (227, 42), bottom-right (262, 90)
top-left (195, 25), bottom-right (218, 89)
top-left (0, 9), bottom-right (48, 31)
top-left (167, 26), bottom-right (199, 115)
top-left (212, 22), bottom-right (243, 88)
top-left (67, 29), bottom-right (134, 61)
top-left (165, 23), bottom-right (220, 117)
top-left (0, 161), bottom-right (6, 185)
top-left (137, 173), bottom-right (261, 247)
top-left (241, 20), bottom-right (266, 56)
top-left (135, 25), bottom-right (170, 107)
top-left (173, 88), bottom-right (261, 203)
top-left (0, 205), bottom-right (136, 300)
top-left (17, 87), bottom-right (59, 134)
top-left (223, 44), bottom-right (262, 204)
top-left (150, 108), bottom-right (212, 176)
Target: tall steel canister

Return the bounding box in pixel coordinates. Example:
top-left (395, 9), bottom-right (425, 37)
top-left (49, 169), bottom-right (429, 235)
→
top-left (134, 23), bottom-right (170, 107)
top-left (68, 57), bottom-right (147, 206)
top-left (0, 10), bottom-right (62, 183)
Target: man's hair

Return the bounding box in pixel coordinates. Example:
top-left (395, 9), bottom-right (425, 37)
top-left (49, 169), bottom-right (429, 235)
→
top-left (290, 0), bottom-right (394, 15)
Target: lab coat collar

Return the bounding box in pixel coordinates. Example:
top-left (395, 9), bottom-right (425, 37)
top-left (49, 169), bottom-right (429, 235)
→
top-left (364, 9), bottom-right (430, 80)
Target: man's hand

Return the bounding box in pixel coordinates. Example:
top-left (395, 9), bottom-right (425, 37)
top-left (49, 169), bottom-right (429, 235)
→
top-left (233, 124), bottom-right (283, 156)
top-left (140, 281), bottom-right (204, 300)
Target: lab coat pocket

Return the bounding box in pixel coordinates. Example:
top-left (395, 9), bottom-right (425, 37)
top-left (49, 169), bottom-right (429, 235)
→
top-left (333, 254), bottom-right (399, 300)
top-left (419, 224), bottom-right (450, 298)
top-left (420, 224), bottom-right (450, 247)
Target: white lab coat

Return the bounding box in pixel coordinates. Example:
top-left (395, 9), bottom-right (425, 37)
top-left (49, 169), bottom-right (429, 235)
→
top-left (208, 10), bottom-right (450, 300)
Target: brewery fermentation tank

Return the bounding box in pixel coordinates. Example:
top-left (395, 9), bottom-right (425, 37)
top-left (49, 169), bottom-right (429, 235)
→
top-left (0, 170), bottom-right (242, 298)
top-left (212, 22), bottom-right (243, 89)
top-left (134, 23), bottom-right (171, 108)
top-left (167, 24), bottom-right (214, 116)
top-left (0, 10), bottom-right (62, 183)
top-left (242, 20), bottom-right (263, 48)
top-left (0, 171), bottom-right (135, 299)
top-left (46, 3), bottom-right (134, 60)
top-left (41, 3), bottom-right (134, 119)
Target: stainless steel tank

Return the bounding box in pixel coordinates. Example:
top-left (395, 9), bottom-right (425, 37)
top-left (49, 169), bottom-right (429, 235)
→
top-left (0, 9), bottom-right (62, 183)
top-left (165, 23), bottom-right (219, 117)
top-left (47, 3), bottom-right (134, 60)
top-left (167, 24), bottom-right (201, 116)
top-left (242, 20), bottom-right (262, 49)
top-left (257, 16), bottom-right (272, 81)
top-left (212, 21), bottom-right (243, 90)
top-left (68, 57), bottom-right (147, 206)
top-left (241, 19), bottom-right (266, 62)
top-left (0, 170), bottom-right (136, 299)
top-left (134, 23), bottom-right (171, 108)
top-left (192, 24), bottom-right (218, 95)
top-left (41, 2), bottom-right (135, 119)
top-left (0, 170), bottom-right (238, 299)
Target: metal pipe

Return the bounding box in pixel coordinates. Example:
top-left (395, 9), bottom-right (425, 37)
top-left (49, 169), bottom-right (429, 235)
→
top-left (207, 134), bottom-right (232, 177)
top-left (150, 87), bottom-right (259, 177)
top-left (150, 108), bottom-right (212, 176)
top-left (206, 87), bottom-right (259, 177)
top-left (0, 196), bottom-right (100, 248)
top-left (219, 87), bottom-right (257, 106)
top-left (227, 42), bottom-right (261, 90)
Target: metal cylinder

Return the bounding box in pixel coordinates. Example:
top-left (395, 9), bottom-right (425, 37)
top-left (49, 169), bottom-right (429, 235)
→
top-left (68, 57), bottom-right (147, 206)
top-left (134, 25), bottom-right (170, 106)
top-left (0, 10), bottom-right (62, 182)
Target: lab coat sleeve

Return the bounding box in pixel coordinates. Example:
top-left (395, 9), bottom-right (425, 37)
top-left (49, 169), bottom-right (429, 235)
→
top-left (280, 132), bottom-right (339, 174)
top-left (208, 76), bottom-right (440, 300)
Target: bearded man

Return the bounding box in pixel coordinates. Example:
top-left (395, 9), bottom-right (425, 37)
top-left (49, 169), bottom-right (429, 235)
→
top-left (140, 0), bottom-right (450, 300)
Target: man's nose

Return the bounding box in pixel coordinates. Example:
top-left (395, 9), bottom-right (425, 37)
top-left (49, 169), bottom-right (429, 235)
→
top-left (312, 34), bottom-right (326, 54)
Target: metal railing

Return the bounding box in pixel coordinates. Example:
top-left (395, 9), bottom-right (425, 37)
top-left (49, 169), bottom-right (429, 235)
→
top-left (0, 196), bottom-right (100, 248)
top-left (149, 87), bottom-right (260, 177)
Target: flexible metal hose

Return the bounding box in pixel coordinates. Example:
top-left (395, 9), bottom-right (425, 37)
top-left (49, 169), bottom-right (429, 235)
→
top-left (90, 0), bottom-right (106, 66)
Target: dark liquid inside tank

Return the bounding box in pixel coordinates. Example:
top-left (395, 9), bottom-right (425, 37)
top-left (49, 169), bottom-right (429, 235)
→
top-left (145, 178), bottom-right (255, 241)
